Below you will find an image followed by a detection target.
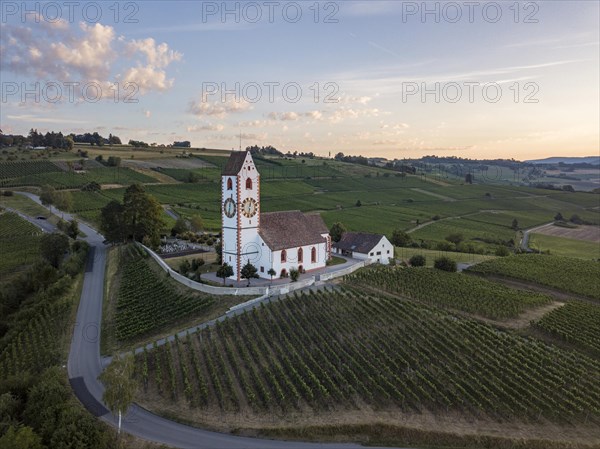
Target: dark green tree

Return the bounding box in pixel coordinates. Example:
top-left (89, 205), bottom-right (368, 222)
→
top-left (511, 218), bottom-right (519, 230)
top-left (391, 229), bottom-right (411, 247)
top-left (122, 184), bottom-right (164, 247)
top-left (267, 268), bottom-right (276, 283)
top-left (241, 261), bottom-right (259, 286)
top-left (40, 233), bottom-right (69, 268)
top-left (100, 200), bottom-right (126, 243)
top-left (434, 256), bottom-right (457, 272)
top-left (554, 212), bottom-right (564, 221)
top-left (329, 222), bottom-right (346, 243)
top-left (171, 217), bottom-right (189, 236)
top-left (40, 185), bottom-right (56, 206)
top-left (409, 254), bottom-right (426, 267)
top-left (217, 263), bottom-right (233, 285)
top-left (67, 219), bottom-right (79, 239)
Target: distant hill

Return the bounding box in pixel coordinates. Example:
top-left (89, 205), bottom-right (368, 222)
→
top-left (526, 156), bottom-right (600, 165)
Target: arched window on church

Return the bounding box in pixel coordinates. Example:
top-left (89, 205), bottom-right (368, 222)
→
top-left (298, 247), bottom-right (303, 263)
top-left (227, 178), bottom-right (233, 190)
top-left (311, 247), bottom-right (317, 263)
top-left (281, 249), bottom-right (287, 263)
top-left (246, 178), bottom-right (252, 190)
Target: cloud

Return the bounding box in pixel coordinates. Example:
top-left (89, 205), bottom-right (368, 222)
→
top-left (187, 123), bottom-right (225, 132)
top-left (125, 38), bottom-right (182, 68)
top-left (121, 65), bottom-right (175, 93)
top-left (267, 110), bottom-right (323, 121)
top-left (237, 120), bottom-right (269, 128)
top-left (1, 17), bottom-right (182, 96)
top-left (188, 95), bottom-right (252, 118)
top-left (6, 114), bottom-right (88, 124)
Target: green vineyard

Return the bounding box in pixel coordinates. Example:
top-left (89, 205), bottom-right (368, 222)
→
top-left (115, 247), bottom-right (217, 341)
top-left (0, 211), bottom-right (42, 276)
top-left (0, 159), bottom-right (62, 182)
top-left (346, 266), bottom-right (552, 319)
top-left (468, 255), bottom-right (600, 300)
top-left (135, 288), bottom-right (600, 423)
top-left (0, 211), bottom-right (41, 237)
top-left (534, 301), bottom-right (600, 355)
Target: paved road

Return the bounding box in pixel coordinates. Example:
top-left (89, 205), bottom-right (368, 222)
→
top-left (521, 222), bottom-right (554, 252)
top-left (3, 206), bottom-right (56, 233)
top-left (17, 192), bottom-right (408, 449)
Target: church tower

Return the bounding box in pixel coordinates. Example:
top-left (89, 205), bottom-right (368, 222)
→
top-left (221, 151), bottom-right (260, 280)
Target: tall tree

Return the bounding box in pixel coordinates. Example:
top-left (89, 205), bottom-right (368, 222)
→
top-left (100, 200), bottom-right (126, 243)
top-left (189, 214), bottom-right (203, 232)
top-left (40, 184), bottom-right (56, 206)
top-left (329, 222), bottom-right (346, 243)
top-left (67, 219), bottom-right (79, 239)
top-left (40, 233), bottom-right (69, 268)
top-left (98, 354), bottom-right (136, 435)
top-left (53, 190), bottom-right (73, 212)
top-left (122, 184), bottom-right (164, 247)
top-left (391, 229), bottom-right (411, 247)
top-left (241, 261), bottom-right (259, 286)
top-left (217, 263), bottom-right (234, 285)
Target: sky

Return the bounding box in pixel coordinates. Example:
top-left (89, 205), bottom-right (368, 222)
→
top-left (1, 0), bottom-right (599, 160)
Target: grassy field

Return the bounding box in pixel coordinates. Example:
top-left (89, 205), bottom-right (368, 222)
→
top-left (529, 233), bottom-right (600, 259)
top-left (468, 254), bottom-right (600, 300)
top-left (0, 193), bottom-right (55, 219)
top-left (132, 286), bottom-right (600, 446)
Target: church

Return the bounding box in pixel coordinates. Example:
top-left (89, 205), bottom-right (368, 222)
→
top-left (221, 151), bottom-right (331, 281)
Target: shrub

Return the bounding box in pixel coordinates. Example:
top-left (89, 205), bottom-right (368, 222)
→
top-left (290, 267), bottom-right (299, 282)
top-left (495, 246), bottom-right (510, 257)
top-left (434, 256), bottom-right (457, 272)
top-left (409, 255), bottom-right (426, 267)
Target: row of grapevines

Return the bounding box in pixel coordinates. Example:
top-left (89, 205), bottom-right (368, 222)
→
top-left (115, 248), bottom-right (216, 341)
top-left (534, 300), bottom-right (600, 355)
top-left (468, 254), bottom-right (600, 300)
top-left (346, 266), bottom-right (552, 319)
top-left (134, 288), bottom-right (600, 423)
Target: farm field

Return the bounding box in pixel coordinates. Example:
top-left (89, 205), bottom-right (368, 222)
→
top-left (529, 233), bottom-right (600, 259)
top-left (533, 300), bottom-right (600, 356)
top-left (347, 266), bottom-right (552, 319)
top-left (133, 287), bottom-right (600, 445)
top-left (2, 153), bottom-right (599, 252)
top-left (534, 223), bottom-right (600, 242)
top-left (468, 254), bottom-right (600, 300)
top-left (0, 211), bottom-right (42, 279)
top-left (102, 245), bottom-right (250, 353)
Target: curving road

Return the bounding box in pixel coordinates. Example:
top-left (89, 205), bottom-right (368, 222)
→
top-left (17, 192), bottom-right (407, 449)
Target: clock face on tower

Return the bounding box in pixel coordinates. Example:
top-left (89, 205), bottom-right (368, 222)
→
top-left (241, 197), bottom-right (257, 218)
top-left (223, 198), bottom-right (236, 218)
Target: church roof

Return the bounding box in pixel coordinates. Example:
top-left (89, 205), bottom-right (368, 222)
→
top-left (305, 213), bottom-right (329, 234)
top-left (259, 211), bottom-right (327, 251)
top-left (222, 151), bottom-right (248, 175)
top-left (333, 232), bottom-right (386, 254)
